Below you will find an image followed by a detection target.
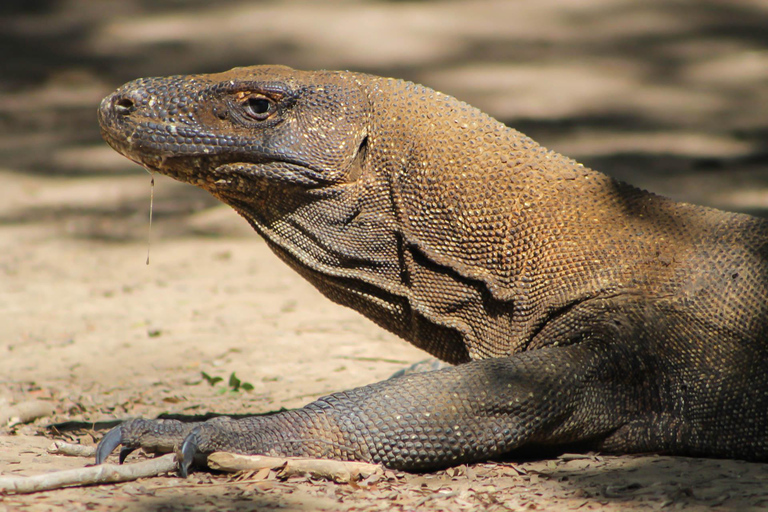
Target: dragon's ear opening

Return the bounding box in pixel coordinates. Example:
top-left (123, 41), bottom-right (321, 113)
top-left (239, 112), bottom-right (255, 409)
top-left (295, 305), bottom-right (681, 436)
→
top-left (345, 135), bottom-right (368, 183)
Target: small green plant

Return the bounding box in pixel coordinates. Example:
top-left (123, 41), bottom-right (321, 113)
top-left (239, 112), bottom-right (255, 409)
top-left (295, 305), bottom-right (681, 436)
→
top-left (201, 371), bottom-right (254, 394)
top-left (200, 372), bottom-right (223, 386)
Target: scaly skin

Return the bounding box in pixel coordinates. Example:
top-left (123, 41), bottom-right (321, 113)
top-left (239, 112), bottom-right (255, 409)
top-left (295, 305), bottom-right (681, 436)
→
top-left (95, 65), bottom-right (768, 475)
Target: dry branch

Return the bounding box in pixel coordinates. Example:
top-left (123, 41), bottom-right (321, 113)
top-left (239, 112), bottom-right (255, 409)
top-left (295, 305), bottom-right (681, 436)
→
top-left (207, 452), bottom-right (382, 483)
top-left (0, 400), bottom-right (55, 427)
top-left (0, 454), bottom-right (176, 494)
top-left (47, 440), bottom-right (97, 458)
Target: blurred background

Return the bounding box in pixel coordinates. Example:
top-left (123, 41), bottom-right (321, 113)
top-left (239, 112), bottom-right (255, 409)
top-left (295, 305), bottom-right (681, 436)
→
top-left (2, 4), bottom-right (768, 507)
top-left (1, 0), bottom-right (768, 242)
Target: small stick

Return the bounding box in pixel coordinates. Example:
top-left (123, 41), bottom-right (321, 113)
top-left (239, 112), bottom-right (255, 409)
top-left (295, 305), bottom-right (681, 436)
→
top-left (0, 400), bottom-right (55, 427)
top-left (0, 454), bottom-right (176, 495)
top-left (207, 453), bottom-right (382, 483)
top-left (47, 441), bottom-right (97, 458)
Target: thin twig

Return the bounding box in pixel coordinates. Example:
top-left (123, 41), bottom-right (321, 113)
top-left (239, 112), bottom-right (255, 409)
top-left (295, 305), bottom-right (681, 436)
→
top-left (0, 454), bottom-right (177, 495)
top-left (0, 400), bottom-right (55, 427)
top-left (207, 453), bottom-right (382, 483)
top-left (47, 441), bottom-right (97, 458)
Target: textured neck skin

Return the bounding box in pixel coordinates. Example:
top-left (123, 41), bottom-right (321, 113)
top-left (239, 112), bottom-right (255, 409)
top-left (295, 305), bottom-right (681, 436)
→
top-left (95, 65), bottom-right (768, 470)
top-left (98, 65), bottom-right (768, 365)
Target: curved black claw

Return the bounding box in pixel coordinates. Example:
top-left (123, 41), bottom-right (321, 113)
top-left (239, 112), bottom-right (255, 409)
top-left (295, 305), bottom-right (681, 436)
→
top-left (179, 429), bottom-right (201, 478)
top-left (96, 426), bottom-right (134, 465)
top-left (119, 446), bottom-right (138, 464)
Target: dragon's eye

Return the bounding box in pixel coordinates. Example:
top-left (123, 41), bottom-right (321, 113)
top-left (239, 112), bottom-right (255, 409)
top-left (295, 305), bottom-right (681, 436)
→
top-left (242, 97), bottom-right (274, 121)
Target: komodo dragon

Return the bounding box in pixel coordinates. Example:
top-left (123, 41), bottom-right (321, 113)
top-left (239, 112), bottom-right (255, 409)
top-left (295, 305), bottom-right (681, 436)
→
top-left (95, 65), bottom-right (768, 476)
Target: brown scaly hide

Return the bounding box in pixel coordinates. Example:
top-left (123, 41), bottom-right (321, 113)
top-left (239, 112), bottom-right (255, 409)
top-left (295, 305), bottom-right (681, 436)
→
top-left (95, 66), bottom-right (768, 471)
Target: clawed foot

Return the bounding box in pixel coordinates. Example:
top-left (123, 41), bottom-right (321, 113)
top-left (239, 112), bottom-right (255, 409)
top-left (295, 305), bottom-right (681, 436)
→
top-left (94, 426), bottom-right (137, 465)
top-left (94, 418), bottom-right (225, 477)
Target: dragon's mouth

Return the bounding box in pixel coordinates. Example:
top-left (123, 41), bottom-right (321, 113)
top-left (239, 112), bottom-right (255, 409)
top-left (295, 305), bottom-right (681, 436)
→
top-left (139, 156), bottom-right (272, 193)
top-left (99, 104), bottom-right (336, 192)
top-left (101, 126), bottom-right (274, 187)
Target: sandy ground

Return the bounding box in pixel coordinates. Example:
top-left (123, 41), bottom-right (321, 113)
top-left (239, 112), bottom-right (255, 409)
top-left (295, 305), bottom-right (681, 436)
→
top-left (2, 0), bottom-right (768, 510)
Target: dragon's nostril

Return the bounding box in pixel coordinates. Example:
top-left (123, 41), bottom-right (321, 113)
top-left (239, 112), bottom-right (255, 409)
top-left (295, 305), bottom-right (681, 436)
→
top-left (114, 97), bottom-right (136, 116)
